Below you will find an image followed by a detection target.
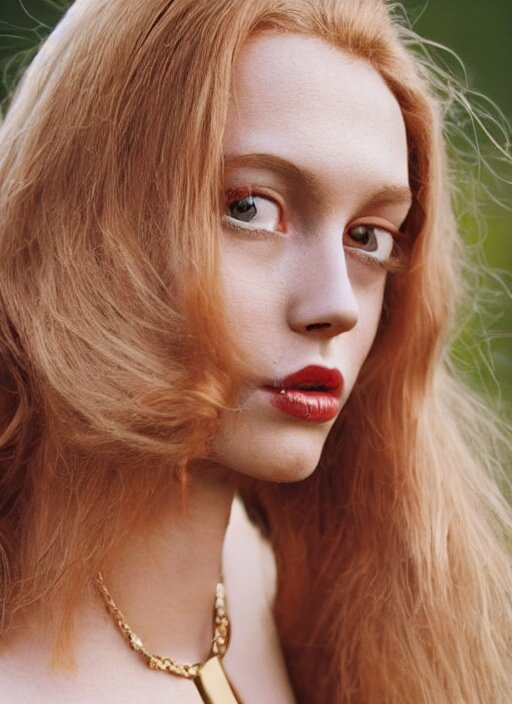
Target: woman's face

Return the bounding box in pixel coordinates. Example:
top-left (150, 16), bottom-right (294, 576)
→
top-left (213, 33), bottom-right (411, 482)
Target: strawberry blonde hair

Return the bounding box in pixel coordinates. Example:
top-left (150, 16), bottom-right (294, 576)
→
top-left (0, 0), bottom-right (510, 701)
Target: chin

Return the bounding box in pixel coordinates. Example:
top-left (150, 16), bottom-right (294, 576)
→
top-left (212, 413), bottom-right (331, 483)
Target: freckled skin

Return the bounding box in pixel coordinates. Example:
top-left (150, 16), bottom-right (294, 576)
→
top-left (213, 34), bottom-right (411, 482)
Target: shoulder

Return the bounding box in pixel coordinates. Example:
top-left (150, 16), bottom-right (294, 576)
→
top-left (0, 638), bottom-right (50, 704)
top-left (0, 631), bottom-right (205, 704)
top-left (222, 494), bottom-right (296, 704)
top-left (223, 493), bottom-right (277, 606)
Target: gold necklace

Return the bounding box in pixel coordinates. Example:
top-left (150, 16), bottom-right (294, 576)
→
top-left (95, 572), bottom-right (243, 703)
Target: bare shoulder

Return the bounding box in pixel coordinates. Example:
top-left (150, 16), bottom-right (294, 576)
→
top-left (0, 497), bottom-right (295, 704)
top-left (222, 494), bottom-right (296, 704)
top-left (0, 627), bottom-right (204, 704)
top-left (224, 493), bottom-right (277, 602)
top-left (0, 651), bottom-right (39, 704)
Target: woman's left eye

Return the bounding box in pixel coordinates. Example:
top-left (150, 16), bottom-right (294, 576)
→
top-left (224, 192), bottom-right (281, 232)
top-left (343, 224), bottom-right (394, 263)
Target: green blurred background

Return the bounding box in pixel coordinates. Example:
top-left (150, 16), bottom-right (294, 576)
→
top-left (1, 0), bottom-right (511, 411)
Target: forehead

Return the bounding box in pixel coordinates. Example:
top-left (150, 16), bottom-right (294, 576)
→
top-left (224, 33), bottom-right (409, 198)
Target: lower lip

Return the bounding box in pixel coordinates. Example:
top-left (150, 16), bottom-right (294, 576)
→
top-left (264, 388), bottom-right (341, 422)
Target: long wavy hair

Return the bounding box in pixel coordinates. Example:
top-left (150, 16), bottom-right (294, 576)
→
top-left (0, 0), bottom-right (510, 701)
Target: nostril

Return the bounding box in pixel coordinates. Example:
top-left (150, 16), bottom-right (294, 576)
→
top-left (306, 322), bottom-right (331, 332)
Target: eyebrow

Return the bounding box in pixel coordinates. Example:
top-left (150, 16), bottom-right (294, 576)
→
top-left (224, 152), bottom-right (413, 209)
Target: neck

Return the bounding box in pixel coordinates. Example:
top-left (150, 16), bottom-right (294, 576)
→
top-left (100, 462), bottom-right (236, 663)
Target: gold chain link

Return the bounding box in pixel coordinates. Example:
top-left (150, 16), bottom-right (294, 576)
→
top-left (95, 572), bottom-right (230, 680)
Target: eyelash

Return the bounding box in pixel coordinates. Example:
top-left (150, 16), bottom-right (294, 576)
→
top-left (223, 189), bottom-right (408, 270)
top-left (345, 247), bottom-right (404, 273)
top-left (222, 219), bottom-right (280, 240)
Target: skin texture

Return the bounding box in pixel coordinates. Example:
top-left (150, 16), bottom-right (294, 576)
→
top-left (0, 34), bottom-right (410, 704)
top-left (214, 33), bottom-right (411, 482)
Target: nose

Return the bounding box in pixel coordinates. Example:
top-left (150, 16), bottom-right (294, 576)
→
top-left (287, 236), bottom-right (359, 339)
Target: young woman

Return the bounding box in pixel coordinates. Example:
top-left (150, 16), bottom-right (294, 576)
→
top-left (0, 0), bottom-right (510, 702)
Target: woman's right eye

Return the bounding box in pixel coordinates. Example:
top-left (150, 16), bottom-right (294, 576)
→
top-left (224, 191), bottom-right (282, 232)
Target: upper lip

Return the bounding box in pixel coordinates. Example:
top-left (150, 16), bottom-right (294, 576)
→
top-left (266, 365), bottom-right (344, 395)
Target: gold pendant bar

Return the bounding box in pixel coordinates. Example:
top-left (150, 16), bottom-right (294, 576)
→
top-left (194, 656), bottom-right (243, 704)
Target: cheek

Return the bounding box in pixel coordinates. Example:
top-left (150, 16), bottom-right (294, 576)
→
top-left (359, 278), bottom-right (387, 344)
top-left (339, 269), bottom-right (388, 386)
top-left (220, 240), bottom-right (287, 353)
top-left (351, 262), bottom-right (388, 340)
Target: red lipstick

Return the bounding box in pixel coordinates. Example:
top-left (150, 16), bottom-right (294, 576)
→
top-left (264, 365), bottom-right (343, 422)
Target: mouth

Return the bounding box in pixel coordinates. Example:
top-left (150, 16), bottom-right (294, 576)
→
top-left (262, 365), bottom-right (344, 422)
